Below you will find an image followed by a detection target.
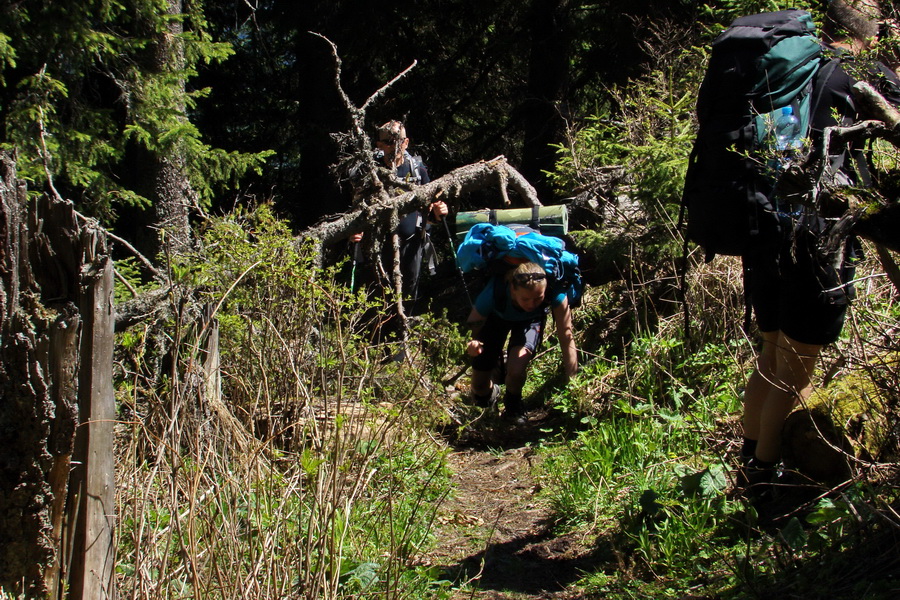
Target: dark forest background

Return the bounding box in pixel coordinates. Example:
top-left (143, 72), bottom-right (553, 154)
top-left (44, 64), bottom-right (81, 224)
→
top-left (1, 0), bottom-right (708, 243)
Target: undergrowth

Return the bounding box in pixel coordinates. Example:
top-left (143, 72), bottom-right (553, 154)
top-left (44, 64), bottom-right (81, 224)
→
top-left (532, 252), bottom-right (900, 599)
top-left (532, 5), bottom-right (900, 594)
top-left (114, 204), bottom-right (457, 600)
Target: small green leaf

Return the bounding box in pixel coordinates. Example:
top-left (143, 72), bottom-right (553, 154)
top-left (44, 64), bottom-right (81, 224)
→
top-left (780, 517), bottom-right (808, 551)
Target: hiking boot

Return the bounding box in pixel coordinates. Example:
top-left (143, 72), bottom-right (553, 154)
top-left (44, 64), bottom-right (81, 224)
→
top-left (740, 457), bottom-right (779, 504)
top-left (473, 384), bottom-right (500, 409)
top-left (500, 394), bottom-right (527, 426)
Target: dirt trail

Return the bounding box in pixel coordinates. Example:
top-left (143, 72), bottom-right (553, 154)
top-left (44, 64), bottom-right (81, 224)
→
top-left (423, 412), bottom-right (600, 599)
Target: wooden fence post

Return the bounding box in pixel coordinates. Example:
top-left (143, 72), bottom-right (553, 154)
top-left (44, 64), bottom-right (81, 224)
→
top-left (67, 226), bottom-right (117, 600)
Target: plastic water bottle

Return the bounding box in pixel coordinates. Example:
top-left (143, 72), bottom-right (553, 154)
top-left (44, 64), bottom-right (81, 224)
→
top-left (771, 106), bottom-right (803, 217)
top-left (773, 106), bottom-right (802, 151)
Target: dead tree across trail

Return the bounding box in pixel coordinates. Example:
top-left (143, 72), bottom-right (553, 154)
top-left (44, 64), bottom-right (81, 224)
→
top-left (298, 155), bottom-right (542, 253)
top-left (297, 154), bottom-right (542, 349)
top-left (299, 34), bottom-right (545, 346)
top-left (305, 32), bottom-right (542, 255)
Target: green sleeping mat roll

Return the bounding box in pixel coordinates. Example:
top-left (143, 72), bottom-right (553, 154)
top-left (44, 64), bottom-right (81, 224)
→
top-left (455, 205), bottom-right (568, 242)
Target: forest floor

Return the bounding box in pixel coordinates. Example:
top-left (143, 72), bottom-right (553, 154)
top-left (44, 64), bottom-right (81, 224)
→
top-left (421, 406), bottom-right (608, 599)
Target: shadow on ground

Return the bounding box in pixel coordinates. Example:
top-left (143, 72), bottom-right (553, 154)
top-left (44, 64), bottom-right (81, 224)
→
top-left (426, 406), bottom-right (616, 599)
top-left (443, 519), bottom-right (613, 598)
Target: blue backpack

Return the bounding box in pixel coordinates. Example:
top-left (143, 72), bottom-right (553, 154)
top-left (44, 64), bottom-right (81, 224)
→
top-left (456, 223), bottom-right (584, 307)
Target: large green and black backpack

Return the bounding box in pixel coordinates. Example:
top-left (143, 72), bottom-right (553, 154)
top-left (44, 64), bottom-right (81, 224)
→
top-left (681, 9), bottom-right (832, 260)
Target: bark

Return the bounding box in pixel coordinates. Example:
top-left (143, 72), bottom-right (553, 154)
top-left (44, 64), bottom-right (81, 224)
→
top-left (67, 228), bottom-right (116, 600)
top-left (151, 0), bottom-right (195, 258)
top-left (298, 155), bottom-right (541, 254)
top-left (115, 285), bottom-right (174, 332)
top-left (0, 152), bottom-right (55, 597)
top-left (0, 151), bottom-right (116, 598)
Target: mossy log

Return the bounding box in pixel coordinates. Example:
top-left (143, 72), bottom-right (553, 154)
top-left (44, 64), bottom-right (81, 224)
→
top-left (781, 408), bottom-right (855, 486)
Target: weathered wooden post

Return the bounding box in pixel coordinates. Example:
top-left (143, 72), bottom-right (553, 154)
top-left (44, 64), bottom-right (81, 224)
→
top-left (66, 222), bottom-right (116, 599)
top-left (0, 152), bottom-right (116, 599)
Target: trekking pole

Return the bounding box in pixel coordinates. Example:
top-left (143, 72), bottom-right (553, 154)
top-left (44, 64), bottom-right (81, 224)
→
top-left (350, 240), bottom-right (362, 292)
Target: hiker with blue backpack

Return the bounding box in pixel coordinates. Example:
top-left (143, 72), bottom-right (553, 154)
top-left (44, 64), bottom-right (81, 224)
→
top-left (456, 222), bottom-right (582, 423)
top-left (466, 261), bottom-right (578, 423)
top-left (682, 2), bottom-right (900, 500)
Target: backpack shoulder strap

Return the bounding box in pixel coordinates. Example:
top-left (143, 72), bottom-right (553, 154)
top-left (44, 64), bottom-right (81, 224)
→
top-left (810, 56), bottom-right (842, 127)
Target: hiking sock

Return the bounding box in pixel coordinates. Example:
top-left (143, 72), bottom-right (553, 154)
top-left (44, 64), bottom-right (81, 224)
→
top-left (503, 391), bottom-right (524, 413)
top-left (501, 392), bottom-right (526, 424)
top-left (491, 353), bottom-right (507, 385)
top-left (741, 438), bottom-right (758, 459)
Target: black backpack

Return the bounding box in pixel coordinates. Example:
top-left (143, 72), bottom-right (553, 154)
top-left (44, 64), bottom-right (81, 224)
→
top-left (680, 9), bottom-right (835, 261)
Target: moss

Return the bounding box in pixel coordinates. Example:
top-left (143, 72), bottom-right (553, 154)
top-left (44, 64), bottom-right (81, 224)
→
top-left (807, 352), bottom-right (900, 461)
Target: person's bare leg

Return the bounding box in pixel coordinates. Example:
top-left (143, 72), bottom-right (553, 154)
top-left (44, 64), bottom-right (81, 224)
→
top-left (500, 345), bottom-right (532, 419)
top-left (504, 345), bottom-right (531, 396)
top-left (754, 333), bottom-right (822, 463)
top-left (742, 330), bottom-right (780, 444)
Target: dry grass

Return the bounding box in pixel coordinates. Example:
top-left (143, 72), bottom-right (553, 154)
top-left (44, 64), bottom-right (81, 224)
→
top-left (113, 250), bottom-right (453, 599)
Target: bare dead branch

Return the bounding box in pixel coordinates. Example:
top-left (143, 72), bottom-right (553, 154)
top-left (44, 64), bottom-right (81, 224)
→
top-left (72, 211), bottom-right (165, 282)
top-left (360, 60), bottom-right (418, 114)
top-left (310, 31), bottom-right (419, 209)
top-left (297, 156), bottom-right (541, 259)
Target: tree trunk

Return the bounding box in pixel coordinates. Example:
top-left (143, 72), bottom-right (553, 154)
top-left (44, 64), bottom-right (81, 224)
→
top-left (66, 230), bottom-right (116, 600)
top-left (0, 152), bottom-right (116, 599)
top-left (151, 0), bottom-right (194, 258)
top-left (299, 156), bottom-right (541, 253)
top-left (0, 152), bottom-right (56, 597)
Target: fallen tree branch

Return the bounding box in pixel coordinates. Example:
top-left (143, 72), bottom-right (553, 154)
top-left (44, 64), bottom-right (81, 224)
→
top-left (310, 31), bottom-right (414, 209)
top-left (874, 244), bottom-right (900, 294)
top-left (853, 80), bottom-right (900, 128)
top-left (785, 81), bottom-right (900, 257)
top-left (297, 156), bottom-right (541, 258)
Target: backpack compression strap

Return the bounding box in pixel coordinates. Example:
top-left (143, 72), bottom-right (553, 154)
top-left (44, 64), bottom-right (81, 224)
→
top-left (487, 205), bottom-right (543, 231)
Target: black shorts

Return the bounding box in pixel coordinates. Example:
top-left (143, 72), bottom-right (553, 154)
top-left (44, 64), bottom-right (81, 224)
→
top-left (744, 217), bottom-right (858, 346)
top-left (471, 312), bottom-right (547, 372)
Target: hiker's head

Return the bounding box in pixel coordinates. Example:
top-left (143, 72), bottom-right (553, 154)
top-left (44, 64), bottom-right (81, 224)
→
top-left (375, 120), bottom-right (409, 159)
top-left (823, 0), bottom-right (883, 52)
top-left (507, 262), bottom-right (547, 312)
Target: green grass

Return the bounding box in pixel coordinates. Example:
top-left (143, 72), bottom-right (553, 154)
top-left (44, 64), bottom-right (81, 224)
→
top-left (533, 323), bottom-right (900, 598)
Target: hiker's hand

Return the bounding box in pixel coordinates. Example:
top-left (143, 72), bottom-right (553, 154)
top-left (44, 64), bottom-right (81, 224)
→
top-left (349, 232), bottom-right (363, 243)
top-left (466, 340), bottom-right (483, 357)
top-left (430, 201), bottom-right (448, 221)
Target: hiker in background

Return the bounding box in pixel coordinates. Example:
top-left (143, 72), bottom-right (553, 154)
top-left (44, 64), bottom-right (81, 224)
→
top-left (738, 1), bottom-right (900, 495)
top-left (350, 119), bottom-right (448, 303)
top-left (466, 261), bottom-right (578, 424)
